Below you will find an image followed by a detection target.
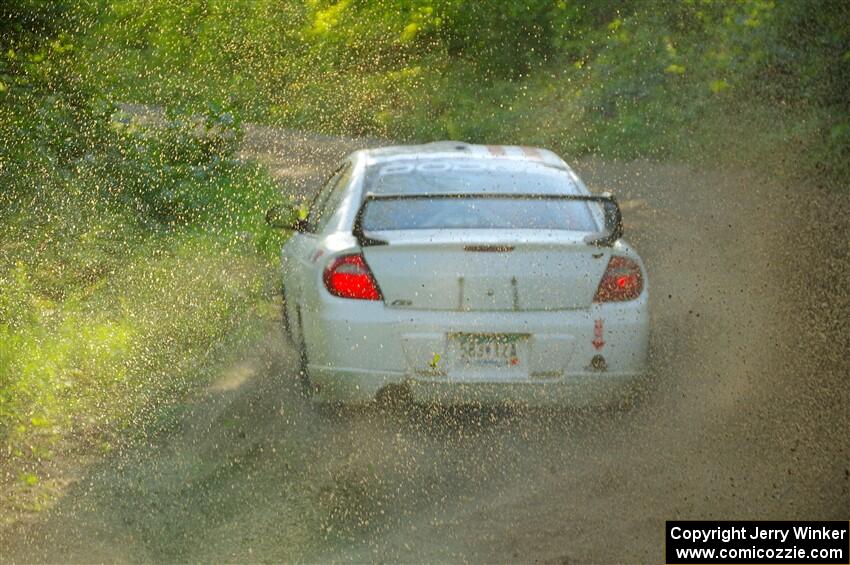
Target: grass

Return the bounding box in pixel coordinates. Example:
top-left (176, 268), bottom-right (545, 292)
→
top-left (0, 108), bottom-right (290, 512)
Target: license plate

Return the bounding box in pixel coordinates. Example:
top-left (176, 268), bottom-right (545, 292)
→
top-left (452, 333), bottom-right (527, 369)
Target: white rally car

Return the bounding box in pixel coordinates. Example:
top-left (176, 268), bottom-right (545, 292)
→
top-left (268, 142), bottom-right (649, 405)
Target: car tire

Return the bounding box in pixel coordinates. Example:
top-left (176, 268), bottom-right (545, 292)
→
top-left (281, 297), bottom-right (291, 342)
top-left (297, 343), bottom-right (312, 397)
top-left (282, 286), bottom-right (313, 398)
top-left (292, 305), bottom-right (314, 399)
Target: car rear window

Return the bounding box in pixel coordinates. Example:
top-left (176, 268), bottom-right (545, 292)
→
top-left (361, 197), bottom-right (599, 231)
top-left (362, 159), bottom-right (597, 231)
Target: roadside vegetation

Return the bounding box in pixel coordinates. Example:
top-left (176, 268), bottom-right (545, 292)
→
top-left (0, 2), bottom-right (285, 512)
top-left (86, 0), bottom-right (850, 187)
top-left (1, 0), bottom-right (847, 517)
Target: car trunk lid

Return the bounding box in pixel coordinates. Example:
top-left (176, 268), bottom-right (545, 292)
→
top-left (361, 231), bottom-right (610, 311)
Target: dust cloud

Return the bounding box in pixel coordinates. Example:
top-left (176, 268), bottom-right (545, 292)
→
top-left (2, 128), bottom-right (846, 563)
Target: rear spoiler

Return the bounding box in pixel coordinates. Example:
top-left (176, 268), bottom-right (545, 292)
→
top-left (352, 192), bottom-right (623, 248)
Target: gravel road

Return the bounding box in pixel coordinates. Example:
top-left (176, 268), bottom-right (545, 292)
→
top-left (2, 127), bottom-right (847, 563)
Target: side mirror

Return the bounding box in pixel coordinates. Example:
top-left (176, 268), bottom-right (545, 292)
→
top-left (265, 204), bottom-right (306, 231)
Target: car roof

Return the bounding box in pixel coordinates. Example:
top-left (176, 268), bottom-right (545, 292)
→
top-left (361, 141), bottom-right (569, 171)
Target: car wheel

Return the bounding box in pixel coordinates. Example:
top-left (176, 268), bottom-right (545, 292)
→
top-left (281, 299), bottom-right (291, 341)
top-left (282, 286), bottom-right (311, 397)
top-left (281, 286), bottom-right (293, 343)
top-left (293, 305), bottom-right (314, 399)
top-left (297, 343), bottom-right (312, 397)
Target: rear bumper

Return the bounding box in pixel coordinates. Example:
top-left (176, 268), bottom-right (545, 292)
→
top-left (302, 294), bottom-right (649, 405)
top-left (309, 367), bottom-right (645, 406)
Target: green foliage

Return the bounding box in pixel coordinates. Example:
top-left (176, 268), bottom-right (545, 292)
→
top-left (74, 0), bottom-right (850, 185)
top-left (0, 234), bottom-right (271, 470)
top-left (0, 3), bottom-right (288, 488)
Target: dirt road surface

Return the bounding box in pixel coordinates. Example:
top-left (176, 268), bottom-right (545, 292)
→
top-left (2, 127), bottom-right (847, 563)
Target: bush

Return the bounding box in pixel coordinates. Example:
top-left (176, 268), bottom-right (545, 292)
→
top-left (1, 2), bottom-right (288, 489)
top-left (76, 0), bottom-right (849, 187)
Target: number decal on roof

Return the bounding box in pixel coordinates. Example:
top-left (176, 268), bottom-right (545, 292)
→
top-left (376, 160), bottom-right (553, 176)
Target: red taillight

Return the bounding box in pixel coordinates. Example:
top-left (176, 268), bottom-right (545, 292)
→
top-left (593, 256), bottom-right (644, 302)
top-left (323, 254), bottom-right (383, 301)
